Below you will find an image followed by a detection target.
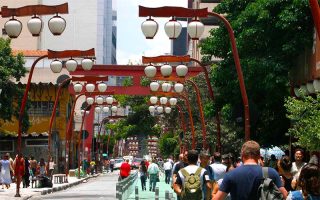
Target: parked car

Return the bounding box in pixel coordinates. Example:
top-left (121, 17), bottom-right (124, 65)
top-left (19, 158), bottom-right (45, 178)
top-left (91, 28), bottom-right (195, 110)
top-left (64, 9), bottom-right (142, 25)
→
top-left (131, 158), bottom-right (143, 169)
top-left (114, 158), bottom-right (124, 170)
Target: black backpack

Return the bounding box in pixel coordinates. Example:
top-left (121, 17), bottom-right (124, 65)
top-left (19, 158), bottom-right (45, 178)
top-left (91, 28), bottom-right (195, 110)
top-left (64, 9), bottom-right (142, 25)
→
top-left (258, 167), bottom-right (283, 200)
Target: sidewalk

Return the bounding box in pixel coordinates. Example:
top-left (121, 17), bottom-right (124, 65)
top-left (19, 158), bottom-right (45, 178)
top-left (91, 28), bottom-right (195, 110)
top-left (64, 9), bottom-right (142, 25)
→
top-left (0, 174), bottom-right (99, 200)
top-left (127, 172), bottom-right (177, 200)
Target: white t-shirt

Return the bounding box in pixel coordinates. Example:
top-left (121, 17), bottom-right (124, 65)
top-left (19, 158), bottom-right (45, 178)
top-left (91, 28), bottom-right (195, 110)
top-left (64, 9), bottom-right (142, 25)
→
top-left (177, 165), bottom-right (210, 190)
top-left (291, 162), bottom-right (306, 180)
top-left (210, 162), bottom-right (227, 181)
top-left (164, 161), bottom-right (173, 170)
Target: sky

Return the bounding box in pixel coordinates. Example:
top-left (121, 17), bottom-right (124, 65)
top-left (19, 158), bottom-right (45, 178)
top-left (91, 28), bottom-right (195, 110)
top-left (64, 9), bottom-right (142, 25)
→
top-left (117, 0), bottom-right (188, 65)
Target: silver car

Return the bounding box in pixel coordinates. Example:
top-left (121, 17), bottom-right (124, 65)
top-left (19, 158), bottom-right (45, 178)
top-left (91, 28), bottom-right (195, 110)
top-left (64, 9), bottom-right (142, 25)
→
top-left (114, 158), bottom-right (124, 169)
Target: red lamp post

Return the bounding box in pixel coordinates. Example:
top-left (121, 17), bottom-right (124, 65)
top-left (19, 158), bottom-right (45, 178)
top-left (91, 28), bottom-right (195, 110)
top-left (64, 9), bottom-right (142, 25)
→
top-left (139, 6), bottom-right (251, 142)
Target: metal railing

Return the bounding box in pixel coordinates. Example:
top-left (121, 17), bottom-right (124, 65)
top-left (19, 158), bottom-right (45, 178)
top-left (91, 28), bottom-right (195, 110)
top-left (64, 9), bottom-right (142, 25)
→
top-left (116, 171), bottom-right (138, 200)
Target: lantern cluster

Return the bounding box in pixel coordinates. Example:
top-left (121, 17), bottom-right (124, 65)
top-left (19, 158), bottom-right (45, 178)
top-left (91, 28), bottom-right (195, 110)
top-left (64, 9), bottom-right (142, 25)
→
top-left (4, 14), bottom-right (67, 38)
top-left (50, 58), bottom-right (94, 73)
top-left (73, 82), bottom-right (107, 93)
top-left (148, 97), bottom-right (177, 115)
top-left (144, 63), bottom-right (188, 78)
top-left (141, 17), bottom-right (204, 40)
top-left (149, 82), bottom-right (184, 93)
top-left (294, 79), bottom-right (320, 97)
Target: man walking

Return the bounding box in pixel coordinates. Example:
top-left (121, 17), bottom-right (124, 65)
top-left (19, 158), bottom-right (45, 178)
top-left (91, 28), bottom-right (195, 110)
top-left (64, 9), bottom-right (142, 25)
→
top-left (119, 159), bottom-right (131, 180)
top-left (213, 140), bottom-right (287, 200)
top-left (164, 159), bottom-right (173, 184)
top-left (147, 159), bottom-right (160, 192)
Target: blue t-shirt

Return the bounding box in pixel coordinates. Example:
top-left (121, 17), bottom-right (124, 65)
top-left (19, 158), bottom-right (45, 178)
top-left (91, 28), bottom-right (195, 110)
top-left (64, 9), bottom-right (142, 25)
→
top-left (219, 165), bottom-right (282, 200)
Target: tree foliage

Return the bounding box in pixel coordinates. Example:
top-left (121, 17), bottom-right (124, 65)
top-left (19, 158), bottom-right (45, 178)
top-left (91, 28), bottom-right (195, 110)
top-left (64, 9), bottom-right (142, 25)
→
top-left (285, 94), bottom-right (320, 151)
top-left (158, 132), bottom-right (179, 158)
top-left (0, 38), bottom-right (29, 132)
top-left (199, 0), bottom-right (314, 145)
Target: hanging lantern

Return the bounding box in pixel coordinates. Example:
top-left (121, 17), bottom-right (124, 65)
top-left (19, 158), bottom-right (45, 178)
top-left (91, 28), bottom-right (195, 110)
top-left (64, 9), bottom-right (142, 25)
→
top-left (86, 97), bottom-right (94, 105)
top-left (65, 59), bottom-right (78, 72)
top-left (149, 106), bottom-right (155, 113)
top-left (165, 107), bottom-right (172, 114)
top-left (176, 64), bottom-right (188, 77)
top-left (157, 106), bottom-right (163, 113)
top-left (4, 17), bottom-right (22, 38)
top-left (85, 83), bottom-right (95, 92)
top-left (73, 83), bottom-right (83, 93)
top-left (313, 79), bottom-right (320, 92)
top-left (141, 17), bottom-right (158, 39)
top-left (48, 15), bottom-right (66, 35)
top-left (102, 106), bottom-right (109, 113)
top-left (98, 82), bottom-right (107, 92)
top-left (160, 97), bottom-right (168, 105)
top-left (144, 65), bottom-right (157, 78)
top-left (50, 59), bottom-right (63, 73)
top-left (300, 85), bottom-right (308, 95)
top-left (187, 20), bottom-right (205, 40)
top-left (150, 96), bottom-right (158, 104)
top-left (111, 106), bottom-right (118, 113)
top-left (160, 64), bottom-right (172, 77)
top-left (96, 96), bottom-right (104, 105)
top-left (95, 106), bottom-right (101, 113)
top-left (150, 82), bottom-right (160, 92)
top-left (86, 110), bottom-right (90, 115)
top-left (164, 18), bottom-right (182, 39)
top-left (106, 97), bottom-right (114, 104)
top-left (161, 83), bottom-right (172, 92)
top-left (307, 82), bottom-right (315, 94)
top-left (174, 83), bottom-right (184, 93)
top-left (27, 16), bottom-right (43, 37)
top-left (80, 110), bottom-right (85, 116)
top-left (81, 58), bottom-right (93, 71)
top-left (169, 98), bottom-right (177, 106)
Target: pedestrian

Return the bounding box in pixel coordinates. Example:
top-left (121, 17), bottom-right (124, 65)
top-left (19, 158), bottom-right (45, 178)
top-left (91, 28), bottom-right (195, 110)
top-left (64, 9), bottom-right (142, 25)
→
top-left (104, 159), bottom-right (110, 173)
top-left (0, 153), bottom-right (13, 189)
top-left (29, 156), bottom-right (37, 176)
top-left (291, 149), bottom-right (307, 190)
top-left (139, 160), bottom-right (147, 191)
top-left (172, 151), bottom-right (189, 200)
top-left (119, 159), bottom-right (131, 180)
top-left (286, 163), bottom-right (320, 200)
top-left (48, 157), bottom-right (55, 180)
top-left (38, 158), bottom-right (47, 176)
top-left (173, 149), bottom-right (211, 200)
top-left (22, 156), bottom-right (30, 188)
top-left (13, 154), bottom-right (25, 190)
top-left (199, 150), bottom-right (214, 200)
top-left (147, 159), bottom-right (160, 192)
top-left (213, 140), bottom-right (288, 200)
top-left (110, 158), bottom-right (115, 172)
top-left (210, 152), bottom-right (227, 182)
top-left (164, 159), bottom-right (173, 184)
top-left (276, 155), bottom-right (294, 192)
top-left (267, 154), bottom-right (278, 169)
top-left (90, 160), bottom-right (96, 175)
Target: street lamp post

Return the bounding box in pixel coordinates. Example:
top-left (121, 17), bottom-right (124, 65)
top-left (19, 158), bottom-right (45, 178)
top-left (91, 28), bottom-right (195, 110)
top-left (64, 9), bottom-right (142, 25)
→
top-left (139, 6), bottom-right (251, 141)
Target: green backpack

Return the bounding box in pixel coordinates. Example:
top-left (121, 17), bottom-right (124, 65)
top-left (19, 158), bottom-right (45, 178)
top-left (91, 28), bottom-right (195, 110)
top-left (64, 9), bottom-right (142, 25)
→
top-left (181, 167), bottom-right (203, 200)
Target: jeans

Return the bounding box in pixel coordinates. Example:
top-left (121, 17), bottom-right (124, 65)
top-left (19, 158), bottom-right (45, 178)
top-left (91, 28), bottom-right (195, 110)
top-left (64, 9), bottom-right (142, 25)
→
top-left (165, 170), bottom-right (171, 184)
top-left (149, 174), bottom-right (157, 191)
top-left (140, 175), bottom-right (146, 190)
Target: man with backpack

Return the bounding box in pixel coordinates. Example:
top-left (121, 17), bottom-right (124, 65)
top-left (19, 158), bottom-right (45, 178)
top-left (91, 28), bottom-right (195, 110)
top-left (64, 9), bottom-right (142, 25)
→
top-left (213, 140), bottom-right (288, 200)
top-left (174, 150), bottom-right (211, 200)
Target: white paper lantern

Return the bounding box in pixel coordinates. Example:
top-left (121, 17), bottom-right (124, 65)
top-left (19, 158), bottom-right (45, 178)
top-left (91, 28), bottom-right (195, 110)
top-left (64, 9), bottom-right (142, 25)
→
top-left (187, 20), bottom-right (205, 40)
top-left (165, 107), bottom-right (172, 114)
top-left (164, 19), bottom-right (182, 39)
top-left (144, 65), bottom-right (157, 78)
top-left (4, 18), bottom-right (22, 38)
top-left (111, 106), bottom-right (118, 113)
top-left (85, 83), bottom-right (95, 92)
top-left (73, 83), bottom-right (83, 93)
top-left (48, 15), bottom-right (66, 35)
top-left (169, 98), bottom-right (177, 106)
top-left (174, 83), bottom-right (184, 93)
top-left (160, 64), bottom-right (172, 77)
top-left (161, 83), bottom-right (172, 92)
top-left (150, 96), bottom-right (158, 104)
top-left (141, 18), bottom-right (158, 39)
top-left (98, 82), bottom-right (107, 92)
top-left (160, 97), bottom-right (168, 105)
top-left (149, 106), bottom-right (155, 113)
top-left (313, 79), bottom-right (320, 92)
top-left (86, 97), bottom-right (94, 105)
top-left (106, 97), bottom-right (114, 104)
top-left (27, 16), bottom-right (43, 36)
top-left (103, 106), bottom-right (109, 113)
top-left (157, 106), bottom-right (163, 113)
top-left (66, 59), bottom-right (78, 72)
top-left (307, 82), bottom-right (315, 94)
top-left (150, 82), bottom-right (160, 92)
top-left (81, 58), bottom-right (93, 71)
top-left (96, 96), bottom-right (104, 104)
top-left (95, 106), bottom-right (101, 113)
top-left (176, 64), bottom-right (188, 77)
top-left (50, 60), bottom-right (63, 73)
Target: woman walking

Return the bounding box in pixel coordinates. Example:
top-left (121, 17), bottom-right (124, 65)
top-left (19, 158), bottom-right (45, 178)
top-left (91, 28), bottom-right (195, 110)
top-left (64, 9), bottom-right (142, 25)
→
top-left (1, 153), bottom-right (13, 189)
top-left (139, 160), bottom-right (147, 191)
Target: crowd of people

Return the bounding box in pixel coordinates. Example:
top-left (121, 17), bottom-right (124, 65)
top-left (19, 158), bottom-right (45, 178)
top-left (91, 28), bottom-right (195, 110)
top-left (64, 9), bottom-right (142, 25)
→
top-left (0, 153), bottom-right (56, 189)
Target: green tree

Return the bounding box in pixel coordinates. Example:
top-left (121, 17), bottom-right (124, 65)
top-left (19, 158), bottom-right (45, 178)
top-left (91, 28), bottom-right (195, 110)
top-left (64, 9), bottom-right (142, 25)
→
top-left (0, 38), bottom-right (29, 133)
top-left (199, 0), bottom-right (314, 145)
top-left (285, 94), bottom-right (320, 151)
top-left (158, 132), bottom-right (179, 158)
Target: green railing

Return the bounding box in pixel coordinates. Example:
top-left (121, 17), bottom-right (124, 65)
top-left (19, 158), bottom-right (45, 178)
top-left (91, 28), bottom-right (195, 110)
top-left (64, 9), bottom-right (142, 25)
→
top-left (116, 171), bottom-right (138, 200)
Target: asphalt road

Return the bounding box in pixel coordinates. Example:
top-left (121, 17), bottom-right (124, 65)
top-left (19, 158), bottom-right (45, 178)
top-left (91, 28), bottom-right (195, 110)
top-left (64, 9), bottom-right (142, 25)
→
top-left (30, 172), bottom-right (119, 200)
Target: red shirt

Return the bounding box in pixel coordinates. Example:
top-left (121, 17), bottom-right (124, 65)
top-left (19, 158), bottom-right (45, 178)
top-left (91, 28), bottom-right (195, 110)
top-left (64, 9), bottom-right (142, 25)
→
top-left (120, 162), bottom-right (131, 178)
top-left (145, 161), bottom-right (150, 169)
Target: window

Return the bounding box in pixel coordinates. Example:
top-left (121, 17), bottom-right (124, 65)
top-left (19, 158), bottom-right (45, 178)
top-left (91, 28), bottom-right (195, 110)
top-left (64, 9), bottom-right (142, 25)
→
top-left (25, 139), bottom-right (48, 146)
top-left (0, 140), bottom-right (14, 152)
top-left (28, 101), bottom-right (59, 116)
